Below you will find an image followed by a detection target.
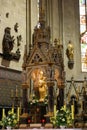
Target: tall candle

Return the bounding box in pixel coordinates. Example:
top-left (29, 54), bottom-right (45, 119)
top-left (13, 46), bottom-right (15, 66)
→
top-left (54, 105), bottom-right (56, 118)
top-left (71, 105), bottom-right (74, 120)
top-left (17, 107), bottom-right (20, 121)
top-left (12, 107), bottom-right (14, 113)
top-left (64, 104), bottom-right (66, 111)
top-left (2, 108), bottom-right (5, 118)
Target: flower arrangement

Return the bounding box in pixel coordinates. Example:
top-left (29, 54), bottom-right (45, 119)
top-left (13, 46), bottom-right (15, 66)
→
top-left (0, 110), bottom-right (18, 128)
top-left (29, 94), bottom-right (48, 106)
top-left (29, 94), bottom-right (39, 105)
top-left (50, 106), bottom-right (73, 128)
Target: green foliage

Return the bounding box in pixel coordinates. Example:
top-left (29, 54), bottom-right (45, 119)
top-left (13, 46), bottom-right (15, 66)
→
top-left (56, 109), bottom-right (67, 126)
top-left (0, 110), bottom-right (18, 128)
top-left (50, 106), bottom-right (73, 127)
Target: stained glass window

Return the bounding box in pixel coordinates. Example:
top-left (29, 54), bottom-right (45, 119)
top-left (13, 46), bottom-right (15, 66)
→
top-left (37, 0), bottom-right (39, 19)
top-left (79, 0), bottom-right (87, 72)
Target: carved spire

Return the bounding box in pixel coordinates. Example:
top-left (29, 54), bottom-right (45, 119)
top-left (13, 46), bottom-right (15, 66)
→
top-left (32, 0), bottom-right (50, 45)
top-left (38, 0), bottom-right (45, 29)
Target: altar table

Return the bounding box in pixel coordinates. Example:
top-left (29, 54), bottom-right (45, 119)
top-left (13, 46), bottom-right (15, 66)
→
top-left (10, 128), bottom-right (87, 130)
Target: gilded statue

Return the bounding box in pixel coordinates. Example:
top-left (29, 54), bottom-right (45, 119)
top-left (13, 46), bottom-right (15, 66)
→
top-left (38, 71), bottom-right (47, 102)
top-left (66, 41), bottom-right (74, 61)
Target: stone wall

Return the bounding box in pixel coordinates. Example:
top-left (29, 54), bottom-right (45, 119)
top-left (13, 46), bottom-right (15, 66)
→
top-left (62, 0), bottom-right (83, 80)
top-left (51, 0), bottom-right (86, 80)
top-left (0, 0), bottom-right (26, 107)
top-left (0, 0), bottom-right (26, 71)
top-left (0, 67), bottom-right (22, 106)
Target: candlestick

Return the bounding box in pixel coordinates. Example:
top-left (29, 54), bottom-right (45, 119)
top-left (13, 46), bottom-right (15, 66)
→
top-left (16, 86), bottom-right (18, 97)
top-left (20, 89), bottom-right (23, 97)
top-left (81, 100), bottom-right (83, 111)
top-left (68, 93), bottom-right (70, 102)
top-left (78, 86), bottom-right (80, 93)
top-left (20, 101), bottom-right (22, 115)
top-left (11, 89), bottom-right (14, 97)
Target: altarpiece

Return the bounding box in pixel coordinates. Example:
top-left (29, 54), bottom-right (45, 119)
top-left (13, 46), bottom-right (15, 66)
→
top-left (22, 3), bottom-right (65, 123)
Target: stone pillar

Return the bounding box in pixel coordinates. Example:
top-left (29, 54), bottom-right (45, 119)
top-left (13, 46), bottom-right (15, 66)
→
top-left (19, 83), bottom-right (29, 124)
top-left (47, 81), bottom-right (54, 116)
top-left (59, 88), bottom-right (64, 109)
top-left (22, 83), bottom-right (29, 113)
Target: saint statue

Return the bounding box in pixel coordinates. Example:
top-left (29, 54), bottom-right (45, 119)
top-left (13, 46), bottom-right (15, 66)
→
top-left (38, 71), bottom-right (47, 102)
top-left (2, 27), bottom-right (15, 55)
top-left (66, 41), bottom-right (74, 61)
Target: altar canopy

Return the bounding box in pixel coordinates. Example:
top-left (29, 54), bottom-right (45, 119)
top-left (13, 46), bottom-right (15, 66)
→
top-left (22, 0), bottom-right (65, 123)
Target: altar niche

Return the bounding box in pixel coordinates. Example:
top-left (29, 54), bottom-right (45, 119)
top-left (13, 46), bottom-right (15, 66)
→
top-left (22, 65), bottom-right (64, 122)
top-left (30, 69), bottom-right (47, 103)
top-left (26, 68), bottom-right (64, 123)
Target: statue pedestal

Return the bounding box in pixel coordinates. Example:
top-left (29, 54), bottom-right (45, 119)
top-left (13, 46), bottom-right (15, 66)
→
top-left (44, 112), bottom-right (53, 123)
top-left (20, 113), bottom-right (30, 124)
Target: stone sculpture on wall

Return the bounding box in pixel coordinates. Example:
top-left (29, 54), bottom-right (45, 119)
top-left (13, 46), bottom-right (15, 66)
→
top-left (0, 27), bottom-right (21, 61)
top-left (66, 41), bottom-right (74, 69)
top-left (2, 27), bottom-right (15, 55)
top-left (14, 23), bottom-right (19, 32)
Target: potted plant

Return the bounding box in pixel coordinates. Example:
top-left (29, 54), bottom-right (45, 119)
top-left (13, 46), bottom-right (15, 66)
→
top-left (0, 110), bottom-right (18, 129)
top-left (50, 106), bottom-right (73, 128)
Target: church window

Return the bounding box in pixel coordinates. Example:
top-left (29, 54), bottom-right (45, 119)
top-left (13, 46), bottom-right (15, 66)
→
top-left (79, 0), bottom-right (87, 72)
top-left (37, 0), bottom-right (40, 20)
